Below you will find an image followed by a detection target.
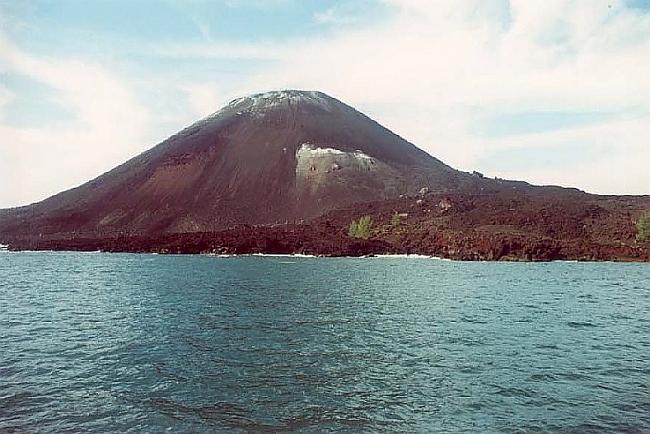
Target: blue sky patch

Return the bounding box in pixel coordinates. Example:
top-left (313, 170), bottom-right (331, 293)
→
top-left (473, 111), bottom-right (620, 138)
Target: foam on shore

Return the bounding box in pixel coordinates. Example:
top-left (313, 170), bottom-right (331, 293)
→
top-left (203, 252), bottom-right (453, 260)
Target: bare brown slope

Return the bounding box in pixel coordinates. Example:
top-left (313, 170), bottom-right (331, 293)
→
top-left (0, 90), bottom-right (469, 239)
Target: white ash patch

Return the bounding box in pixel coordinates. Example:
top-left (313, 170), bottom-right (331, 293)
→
top-left (352, 150), bottom-right (373, 161)
top-left (193, 90), bottom-right (335, 126)
top-left (295, 143), bottom-right (378, 181)
top-left (297, 143), bottom-right (374, 162)
top-left (229, 90), bottom-right (334, 113)
top-left (298, 143), bottom-right (344, 156)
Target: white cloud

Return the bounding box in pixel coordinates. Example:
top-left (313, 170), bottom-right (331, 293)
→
top-left (0, 34), bottom-right (153, 207)
top-left (181, 83), bottom-right (223, 118)
top-left (313, 4), bottom-right (363, 25)
top-left (477, 115), bottom-right (650, 194)
top-left (152, 40), bottom-right (283, 60)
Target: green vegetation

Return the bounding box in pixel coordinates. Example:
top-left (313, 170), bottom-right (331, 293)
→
top-left (348, 215), bottom-right (374, 239)
top-left (390, 212), bottom-right (402, 227)
top-left (636, 212), bottom-right (650, 243)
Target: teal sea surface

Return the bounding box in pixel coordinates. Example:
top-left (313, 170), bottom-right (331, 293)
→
top-left (1, 252), bottom-right (649, 433)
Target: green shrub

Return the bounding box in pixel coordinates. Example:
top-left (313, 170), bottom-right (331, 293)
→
top-left (391, 212), bottom-right (401, 227)
top-left (348, 220), bottom-right (358, 237)
top-left (348, 215), bottom-right (373, 239)
top-left (636, 212), bottom-right (650, 243)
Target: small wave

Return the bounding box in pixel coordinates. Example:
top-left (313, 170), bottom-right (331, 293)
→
top-left (567, 321), bottom-right (598, 328)
top-left (529, 373), bottom-right (557, 382)
top-left (369, 254), bottom-right (451, 260)
top-left (371, 254), bottom-right (431, 258)
top-left (202, 252), bottom-right (457, 260)
top-left (248, 253), bottom-right (314, 257)
top-left (492, 385), bottom-right (536, 398)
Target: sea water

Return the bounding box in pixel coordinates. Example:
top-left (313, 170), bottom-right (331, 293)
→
top-left (1, 252), bottom-right (649, 433)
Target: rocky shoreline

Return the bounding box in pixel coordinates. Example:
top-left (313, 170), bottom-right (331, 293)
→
top-left (3, 192), bottom-right (649, 262)
top-left (3, 232), bottom-right (648, 262)
top-left (6, 194), bottom-right (647, 262)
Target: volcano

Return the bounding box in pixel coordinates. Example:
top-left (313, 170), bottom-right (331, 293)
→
top-left (0, 90), bottom-right (476, 237)
top-left (1, 90), bottom-right (649, 261)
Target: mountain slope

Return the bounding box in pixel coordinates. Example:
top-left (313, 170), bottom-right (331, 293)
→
top-left (0, 90), bottom-right (475, 238)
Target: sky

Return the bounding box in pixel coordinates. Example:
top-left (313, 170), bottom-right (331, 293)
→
top-left (1, 0), bottom-right (650, 208)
